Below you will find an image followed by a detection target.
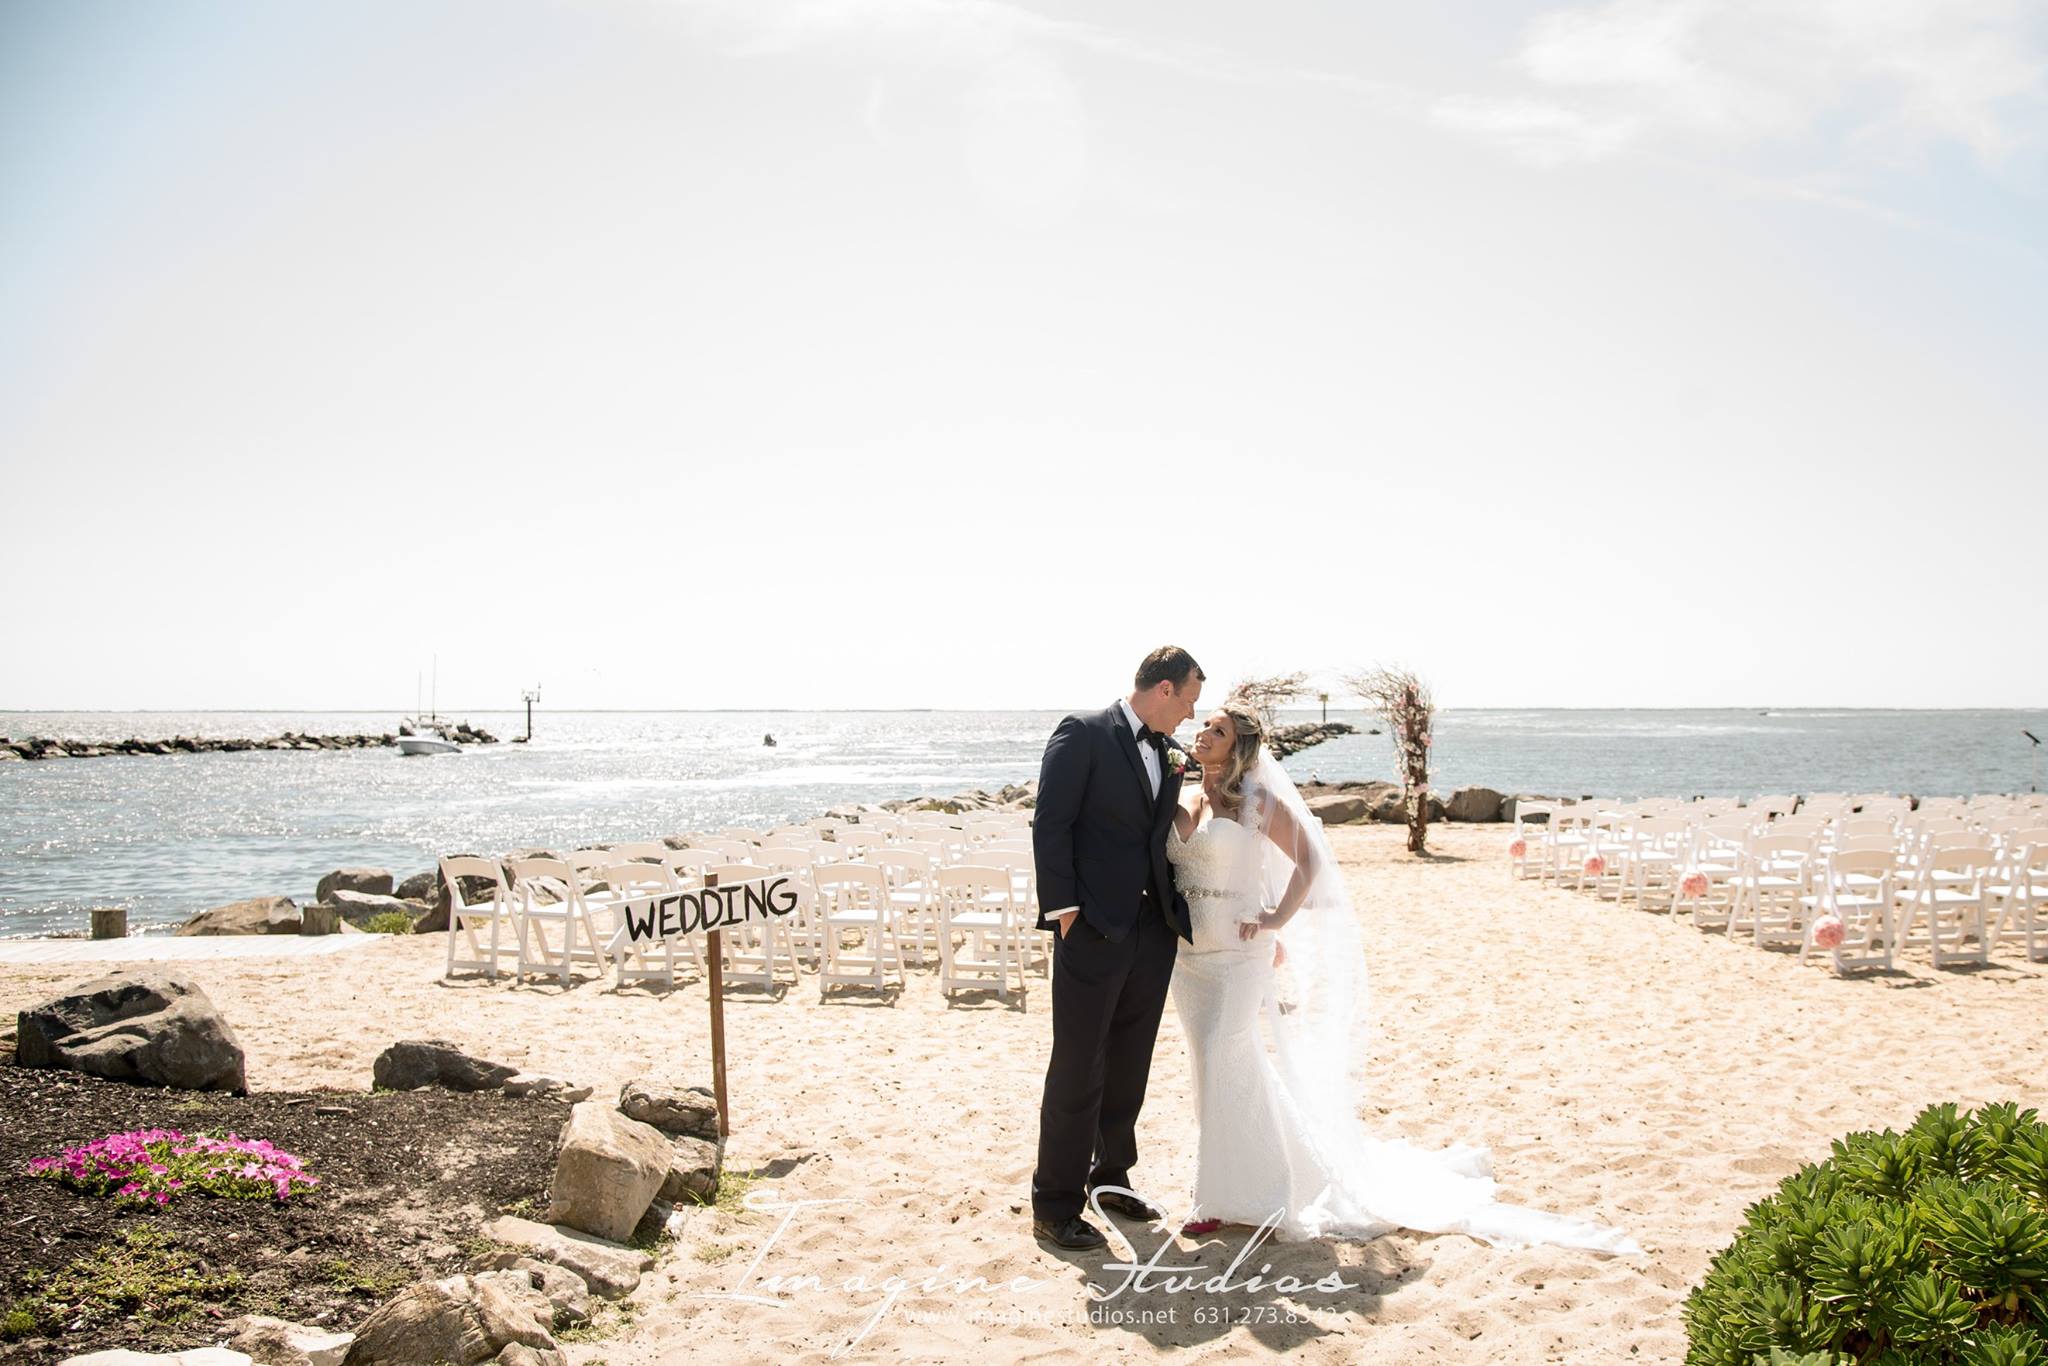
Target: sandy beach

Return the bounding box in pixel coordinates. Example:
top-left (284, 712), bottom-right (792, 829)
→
top-left (5, 822), bottom-right (2045, 1363)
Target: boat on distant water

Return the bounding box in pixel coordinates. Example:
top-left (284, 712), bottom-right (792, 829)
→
top-left (396, 729), bottom-right (461, 756)
top-left (398, 659), bottom-right (461, 756)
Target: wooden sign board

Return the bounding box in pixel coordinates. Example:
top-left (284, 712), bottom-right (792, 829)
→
top-left (610, 875), bottom-right (800, 948)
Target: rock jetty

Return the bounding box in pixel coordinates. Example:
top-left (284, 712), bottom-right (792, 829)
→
top-left (0, 724), bottom-right (497, 762)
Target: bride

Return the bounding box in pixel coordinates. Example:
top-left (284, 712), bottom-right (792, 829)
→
top-left (1163, 700), bottom-right (1638, 1253)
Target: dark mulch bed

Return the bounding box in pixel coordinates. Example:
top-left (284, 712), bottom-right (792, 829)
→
top-left (0, 1067), bottom-right (569, 1364)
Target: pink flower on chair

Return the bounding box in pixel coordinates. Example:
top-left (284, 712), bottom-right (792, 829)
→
top-left (1678, 872), bottom-right (1710, 900)
top-left (1583, 855), bottom-right (1606, 877)
top-left (1508, 839), bottom-right (1527, 859)
top-left (1811, 915), bottom-right (1846, 951)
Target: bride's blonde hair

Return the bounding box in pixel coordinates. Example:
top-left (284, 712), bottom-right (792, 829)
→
top-left (1211, 702), bottom-right (1264, 813)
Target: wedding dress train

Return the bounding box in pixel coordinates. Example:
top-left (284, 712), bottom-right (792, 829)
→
top-left (1166, 810), bottom-right (1638, 1253)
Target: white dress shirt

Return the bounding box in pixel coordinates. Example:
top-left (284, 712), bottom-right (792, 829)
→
top-left (1119, 697), bottom-right (1163, 799)
top-left (1049, 699), bottom-right (1162, 934)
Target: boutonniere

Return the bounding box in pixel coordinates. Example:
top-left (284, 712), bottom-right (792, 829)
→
top-left (1164, 746), bottom-right (1193, 778)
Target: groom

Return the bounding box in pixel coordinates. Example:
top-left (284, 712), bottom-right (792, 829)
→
top-left (1030, 646), bottom-right (1203, 1250)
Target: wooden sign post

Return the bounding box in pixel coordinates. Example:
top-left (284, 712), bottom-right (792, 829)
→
top-left (613, 869), bottom-right (799, 1139)
top-left (704, 873), bottom-right (729, 1138)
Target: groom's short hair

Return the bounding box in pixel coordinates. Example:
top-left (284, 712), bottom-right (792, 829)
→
top-left (1135, 646), bottom-right (1204, 692)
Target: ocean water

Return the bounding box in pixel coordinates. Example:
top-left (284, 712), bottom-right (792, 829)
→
top-left (2, 708), bottom-right (2042, 937)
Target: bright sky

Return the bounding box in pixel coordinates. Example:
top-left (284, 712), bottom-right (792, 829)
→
top-left (3, 0), bottom-right (2043, 711)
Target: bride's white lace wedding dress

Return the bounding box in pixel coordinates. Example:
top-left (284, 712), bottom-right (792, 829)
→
top-left (1167, 808), bottom-right (1638, 1252)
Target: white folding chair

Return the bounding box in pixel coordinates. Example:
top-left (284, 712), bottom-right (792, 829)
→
top-left (751, 845), bottom-right (823, 968)
top-left (1798, 848), bottom-right (1896, 974)
top-left (601, 860), bottom-right (689, 990)
top-left (871, 850), bottom-right (940, 965)
top-left (504, 856), bottom-right (614, 986)
top-left (440, 856), bottom-right (513, 980)
top-left (935, 864), bottom-right (1025, 999)
top-left (813, 864), bottom-right (904, 997)
top-left (1727, 832), bottom-right (1815, 946)
top-left (1895, 843), bottom-right (1996, 968)
top-left (1988, 836), bottom-right (2048, 960)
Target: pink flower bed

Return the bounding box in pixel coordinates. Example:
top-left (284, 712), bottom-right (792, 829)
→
top-left (27, 1128), bottom-right (319, 1207)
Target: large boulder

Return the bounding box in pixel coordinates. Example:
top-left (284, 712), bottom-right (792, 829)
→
top-left (340, 1271), bottom-right (562, 1366)
top-left (373, 1039), bottom-right (516, 1093)
top-left (479, 1216), bottom-right (652, 1300)
top-left (468, 1254), bottom-right (591, 1328)
top-left (547, 1101), bottom-right (670, 1243)
top-left (1442, 787), bottom-right (1504, 823)
top-left (1366, 784), bottom-right (1410, 823)
top-left (17, 973), bottom-right (246, 1092)
top-left (658, 1133), bottom-right (723, 1205)
top-left (315, 868), bottom-right (394, 902)
top-left (1305, 793), bottom-right (1370, 825)
top-left (395, 870), bottom-right (439, 903)
top-left (618, 1078), bottom-right (721, 1141)
top-left (176, 896), bottom-right (300, 937)
top-left (224, 1316), bottom-right (353, 1366)
top-left (326, 890), bottom-right (421, 928)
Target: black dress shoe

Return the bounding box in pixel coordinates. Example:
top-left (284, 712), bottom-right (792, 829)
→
top-left (1090, 1189), bottom-right (1164, 1222)
top-left (1033, 1215), bottom-right (1108, 1250)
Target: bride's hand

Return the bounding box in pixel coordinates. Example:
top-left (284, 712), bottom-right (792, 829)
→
top-left (1237, 911), bottom-right (1282, 940)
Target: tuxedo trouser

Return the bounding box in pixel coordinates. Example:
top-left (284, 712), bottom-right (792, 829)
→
top-left (1031, 892), bottom-right (1180, 1223)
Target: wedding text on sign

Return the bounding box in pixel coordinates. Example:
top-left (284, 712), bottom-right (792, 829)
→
top-left (620, 876), bottom-right (800, 944)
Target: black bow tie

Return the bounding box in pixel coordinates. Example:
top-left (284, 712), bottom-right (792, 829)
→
top-left (1134, 725), bottom-right (1164, 749)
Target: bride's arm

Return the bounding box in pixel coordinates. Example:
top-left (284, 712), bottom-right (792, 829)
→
top-left (1239, 796), bottom-right (1321, 939)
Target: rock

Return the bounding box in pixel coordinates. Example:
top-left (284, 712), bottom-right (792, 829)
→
top-left (373, 1039), bottom-right (516, 1092)
top-left (1500, 794), bottom-right (1558, 824)
top-left (315, 868), bottom-right (394, 902)
top-left (1305, 793), bottom-right (1371, 825)
top-left (61, 1351), bottom-right (254, 1365)
top-left (468, 1255), bottom-right (591, 1327)
top-left (17, 973), bottom-right (246, 1091)
top-left (175, 896), bottom-right (301, 937)
top-left (503, 1074), bottom-right (592, 1103)
top-left (478, 1216), bottom-right (651, 1300)
top-left (618, 1078), bottom-right (721, 1141)
top-left (495, 1345), bottom-right (560, 1366)
top-left (1442, 786), bottom-right (1504, 823)
top-left (225, 1315), bottom-right (353, 1366)
top-left (548, 1101), bottom-right (670, 1243)
top-left (1367, 785), bottom-right (1411, 824)
top-left (326, 890), bottom-right (418, 928)
top-left (395, 870), bottom-right (439, 902)
top-left (1266, 721), bottom-right (1358, 760)
top-left (339, 1272), bottom-right (561, 1366)
top-left (658, 1133), bottom-right (723, 1204)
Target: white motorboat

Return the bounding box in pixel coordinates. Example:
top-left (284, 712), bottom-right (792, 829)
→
top-left (397, 658), bottom-right (461, 756)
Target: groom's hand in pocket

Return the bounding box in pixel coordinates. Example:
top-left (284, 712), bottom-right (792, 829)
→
top-left (1053, 909), bottom-right (1077, 939)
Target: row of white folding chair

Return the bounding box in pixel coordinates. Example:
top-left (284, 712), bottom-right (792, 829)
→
top-left (442, 834), bottom-right (1049, 996)
top-left (1670, 827), bottom-right (2042, 970)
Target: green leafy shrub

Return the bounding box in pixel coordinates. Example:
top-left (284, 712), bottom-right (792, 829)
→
top-left (1686, 1103), bottom-right (2048, 1366)
top-left (363, 911), bottom-right (415, 935)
